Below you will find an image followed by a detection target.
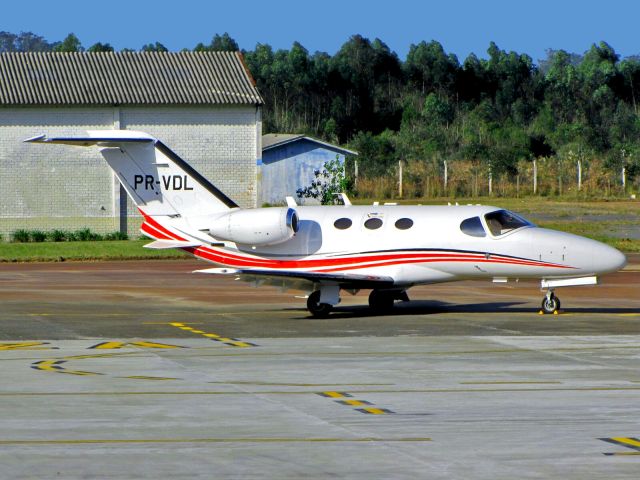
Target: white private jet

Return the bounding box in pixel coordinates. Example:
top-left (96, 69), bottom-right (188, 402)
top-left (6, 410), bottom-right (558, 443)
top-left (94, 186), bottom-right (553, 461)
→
top-left (27, 131), bottom-right (627, 317)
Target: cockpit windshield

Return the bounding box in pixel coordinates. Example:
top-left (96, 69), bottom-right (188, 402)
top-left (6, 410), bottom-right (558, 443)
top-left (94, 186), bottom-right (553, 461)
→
top-left (484, 210), bottom-right (533, 236)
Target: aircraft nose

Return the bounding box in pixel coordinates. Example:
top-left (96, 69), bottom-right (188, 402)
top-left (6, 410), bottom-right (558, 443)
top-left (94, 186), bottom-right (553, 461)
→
top-left (592, 242), bottom-right (627, 274)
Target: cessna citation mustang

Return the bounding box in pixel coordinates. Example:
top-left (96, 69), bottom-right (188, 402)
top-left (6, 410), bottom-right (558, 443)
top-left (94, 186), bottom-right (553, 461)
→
top-left (27, 131), bottom-right (627, 317)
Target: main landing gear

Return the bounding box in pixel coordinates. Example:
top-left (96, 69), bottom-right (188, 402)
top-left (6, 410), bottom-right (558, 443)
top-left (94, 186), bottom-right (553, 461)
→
top-left (306, 288), bottom-right (410, 317)
top-left (540, 290), bottom-right (561, 314)
top-left (368, 289), bottom-right (409, 312)
top-left (307, 290), bottom-right (333, 318)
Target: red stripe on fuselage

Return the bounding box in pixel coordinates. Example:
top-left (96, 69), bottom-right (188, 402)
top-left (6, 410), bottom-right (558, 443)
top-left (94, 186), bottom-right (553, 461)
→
top-left (138, 208), bottom-right (186, 241)
top-left (189, 245), bottom-right (573, 272)
top-left (141, 222), bottom-right (171, 240)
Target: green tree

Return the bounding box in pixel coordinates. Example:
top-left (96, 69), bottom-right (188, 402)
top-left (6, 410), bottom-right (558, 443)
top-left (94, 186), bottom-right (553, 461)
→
top-left (296, 156), bottom-right (348, 204)
top-left (53, 33), bottom-right (83, 52)
top-left (194, 32), bottom-right (239, 52)
top-left (88, 42), bottom-right (114, 52)
top-left (404, 40), bottom-right (459, 95)
top-left (141, 42), bottom-right (168, 52)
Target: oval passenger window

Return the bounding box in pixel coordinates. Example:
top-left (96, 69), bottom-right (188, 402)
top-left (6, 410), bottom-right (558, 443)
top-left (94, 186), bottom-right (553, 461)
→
top-left (460, 216), bottom-right (486, 237)
top-left (395, 218), bottom-right (413, 230)
top-left (364, 218), bottom-right (383, 230)
top-left (333, 218), bottom-right (352, 230)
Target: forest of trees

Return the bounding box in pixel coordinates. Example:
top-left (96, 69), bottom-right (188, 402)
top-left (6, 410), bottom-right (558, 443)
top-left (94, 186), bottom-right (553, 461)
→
top-left (2, 30), bottom-right (640, 198)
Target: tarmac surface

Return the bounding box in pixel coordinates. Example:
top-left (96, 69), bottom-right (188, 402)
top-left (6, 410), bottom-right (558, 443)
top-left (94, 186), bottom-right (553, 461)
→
top-left (1, 257), bottom-right (640, 478)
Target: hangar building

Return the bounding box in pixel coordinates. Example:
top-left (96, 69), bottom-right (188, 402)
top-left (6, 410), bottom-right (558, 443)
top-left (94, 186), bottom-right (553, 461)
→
top-left (260, 134), bottom-right (357, 206)
top-left (0, 51), bottom-right (263, 238)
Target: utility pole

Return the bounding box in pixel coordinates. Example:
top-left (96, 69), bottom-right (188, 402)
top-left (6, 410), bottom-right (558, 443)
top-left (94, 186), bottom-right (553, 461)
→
top-left (398, 160), bottom-right (403, 198)
top-left (533, 158), bottom-right (537, 194)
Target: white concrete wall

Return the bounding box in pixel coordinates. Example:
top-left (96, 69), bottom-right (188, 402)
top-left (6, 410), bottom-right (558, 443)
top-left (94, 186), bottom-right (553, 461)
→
top-left (0, 106), bottom-right (259, 239)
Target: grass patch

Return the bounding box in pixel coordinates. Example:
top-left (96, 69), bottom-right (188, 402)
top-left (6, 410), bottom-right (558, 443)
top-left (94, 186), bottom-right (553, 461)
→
top-left (0, 240), bottom-right (189, 262)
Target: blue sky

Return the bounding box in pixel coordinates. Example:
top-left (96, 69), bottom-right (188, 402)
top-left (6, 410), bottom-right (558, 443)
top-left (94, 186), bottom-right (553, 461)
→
top-left (2, 0), bottom-right (638, 62)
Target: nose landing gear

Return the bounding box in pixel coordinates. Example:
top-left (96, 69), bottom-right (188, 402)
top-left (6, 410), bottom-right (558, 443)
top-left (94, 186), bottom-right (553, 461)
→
top-left (540, 290), bottom-right (561, 314)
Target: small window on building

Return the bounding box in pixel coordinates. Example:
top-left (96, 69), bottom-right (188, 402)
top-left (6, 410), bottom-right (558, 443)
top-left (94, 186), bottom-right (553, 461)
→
top-left (484, 210), bottom-right (533, 236)
top-left (395, 218), bottom-right (413, 230)
top-left (364, 218), bottom-right (383, 230)
top-left (460, 216), bottom-right (486, 237)
top-left (334, 218), bottom-right (352, 230)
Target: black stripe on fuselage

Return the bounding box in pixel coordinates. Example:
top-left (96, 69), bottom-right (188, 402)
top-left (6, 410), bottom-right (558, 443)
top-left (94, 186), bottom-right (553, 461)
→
top-left (154, 140), bottom-right (239, 209)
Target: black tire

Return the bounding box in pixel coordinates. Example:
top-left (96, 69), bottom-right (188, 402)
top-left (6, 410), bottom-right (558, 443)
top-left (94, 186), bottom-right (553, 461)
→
top-left (368, 290), bottom-right (395, 311)
top-left (541, 294), bottom-right (561, 314)
top-left (307, 290), bottom-right (333, 318)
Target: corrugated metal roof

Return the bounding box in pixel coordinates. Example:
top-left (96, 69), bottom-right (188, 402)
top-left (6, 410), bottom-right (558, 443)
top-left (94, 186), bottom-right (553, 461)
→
top-left (262, 133), bottom-right (305, 150)
top-left (0, 51), bottom-right (263, 106)
top-left (262, 133), bottom-right (358, 155)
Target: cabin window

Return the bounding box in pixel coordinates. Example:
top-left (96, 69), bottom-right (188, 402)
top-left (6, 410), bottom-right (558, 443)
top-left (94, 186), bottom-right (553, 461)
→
top-left (395, 218), bottom-right (413, 230)
top-left (460, 216), bottom-right (486, 237)
top-left (334, 218), bottom-right (352, 230)
top-left (364, 218), bottom-right (383, 230)
top-left (484, 210), bottom-right (532, 236)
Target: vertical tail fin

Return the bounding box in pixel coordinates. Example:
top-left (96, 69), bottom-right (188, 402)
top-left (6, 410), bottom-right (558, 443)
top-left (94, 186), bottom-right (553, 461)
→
top-left (25, 130), bottom-right (237, 218)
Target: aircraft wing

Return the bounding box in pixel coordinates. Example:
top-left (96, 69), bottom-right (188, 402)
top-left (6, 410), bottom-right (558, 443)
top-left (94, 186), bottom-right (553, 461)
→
top-left (194, 267), bottom-right (396, 290)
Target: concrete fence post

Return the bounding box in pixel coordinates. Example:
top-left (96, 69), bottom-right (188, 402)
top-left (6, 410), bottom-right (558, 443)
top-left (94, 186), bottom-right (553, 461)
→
top-left (577, 160), bottom-right (582, 191)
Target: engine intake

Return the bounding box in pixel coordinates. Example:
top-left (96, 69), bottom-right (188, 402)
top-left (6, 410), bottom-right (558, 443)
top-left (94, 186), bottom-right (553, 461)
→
top-left (209, 207), bottom-right (299, 246)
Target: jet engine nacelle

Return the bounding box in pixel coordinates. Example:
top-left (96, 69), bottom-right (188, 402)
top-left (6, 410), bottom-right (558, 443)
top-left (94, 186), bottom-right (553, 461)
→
top-left (209, 207), bottom-right (299, 246)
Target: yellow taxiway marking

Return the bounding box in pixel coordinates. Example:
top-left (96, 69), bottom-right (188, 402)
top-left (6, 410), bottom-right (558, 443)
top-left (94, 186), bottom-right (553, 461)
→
top-left (31, 352), bottom-right (139, 377)
top-left (89, 341), bottom-right (184, 350)
top-left (0, 437), bottom-right (432, 446)
top-left (608, 437), bottom-right (640, 449)
top-left (319, 391), bottom-right (395, 414)
top-left (600, 437), bottom-right (640, 455)
top-left (0, 342), bottom-right (57, 351)
top-left (318, 391), bottom-right (352, 398)
top-left (357, 408), bottom-right (393, 415)
top-left (168, 322), bottom-right (257, 347)
top-left (31, 360), bottom-right (101, 376)
top-left (337, 400), bottom-right (372, 406)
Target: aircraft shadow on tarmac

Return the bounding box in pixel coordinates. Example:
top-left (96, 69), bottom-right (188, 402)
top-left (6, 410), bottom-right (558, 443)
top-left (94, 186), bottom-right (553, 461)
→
top-left (285, 301), bottom-right (640, 319)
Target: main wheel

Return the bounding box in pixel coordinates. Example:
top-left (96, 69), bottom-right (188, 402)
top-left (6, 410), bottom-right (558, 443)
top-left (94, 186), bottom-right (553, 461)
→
top-left (541, 294), bottom-right (561, 314)
top-left (307, 290), bottom-right (333, 318)
top-left (368, 290), bottom-right (395, 311)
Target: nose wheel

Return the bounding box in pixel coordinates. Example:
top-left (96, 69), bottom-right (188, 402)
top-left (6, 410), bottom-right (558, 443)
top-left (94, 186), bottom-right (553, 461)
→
top-left (541, 291), bottom-right (561, 314)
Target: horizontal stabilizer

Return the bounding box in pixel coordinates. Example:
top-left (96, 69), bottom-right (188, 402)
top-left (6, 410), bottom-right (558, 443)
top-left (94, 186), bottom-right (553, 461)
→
top-left (24, 133), bottom-right (155, 147)
top-left (144, 240), bottom-right (201, 249)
